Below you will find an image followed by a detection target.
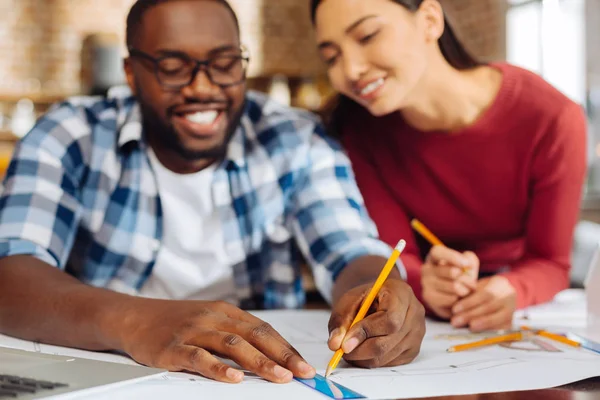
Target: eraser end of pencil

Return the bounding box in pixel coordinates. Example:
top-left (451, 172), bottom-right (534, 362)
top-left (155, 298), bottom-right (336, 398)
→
top-left (395, 240), bottom-right (406, 252)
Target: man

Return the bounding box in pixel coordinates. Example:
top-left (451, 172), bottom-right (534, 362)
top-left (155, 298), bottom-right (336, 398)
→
top-left (0, 0), bottom-right (425, 384)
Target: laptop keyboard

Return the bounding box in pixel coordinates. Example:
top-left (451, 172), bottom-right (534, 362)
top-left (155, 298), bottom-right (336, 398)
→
top-left (0, 375), bottom-right (68, 398)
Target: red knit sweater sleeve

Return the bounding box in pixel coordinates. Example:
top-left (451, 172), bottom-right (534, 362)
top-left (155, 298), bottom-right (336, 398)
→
top-left (501, 102), bottom-right (587, 308)
top-left (343, 131), bottom-right (425, 302)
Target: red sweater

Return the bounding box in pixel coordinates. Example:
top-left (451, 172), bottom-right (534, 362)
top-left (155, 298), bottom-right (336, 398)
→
top-left (342, 63), bottom-right (587, 309)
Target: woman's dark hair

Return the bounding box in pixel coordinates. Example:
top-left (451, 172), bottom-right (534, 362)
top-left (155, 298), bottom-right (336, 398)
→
top-left (310, 0), bottom-right (481, 135)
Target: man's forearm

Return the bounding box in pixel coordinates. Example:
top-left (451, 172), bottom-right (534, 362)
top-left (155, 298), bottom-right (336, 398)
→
top-left (0, 255), bottom-right (138, 351)
top-left (332, 255), bottom-right (402, 305)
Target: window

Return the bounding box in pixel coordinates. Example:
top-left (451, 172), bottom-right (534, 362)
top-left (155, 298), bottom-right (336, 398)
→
top-left (507, 0), bottom-right (600, 202)
top-left (507, 0), bottom-right (585, 104)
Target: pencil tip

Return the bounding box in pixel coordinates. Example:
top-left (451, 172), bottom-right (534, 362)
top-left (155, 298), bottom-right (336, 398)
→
top-left (325, 367), bottom-right (332, 378)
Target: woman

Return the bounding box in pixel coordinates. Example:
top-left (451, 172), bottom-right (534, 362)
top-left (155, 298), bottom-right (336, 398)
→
top-left (310, 0), bottom-right (587, 331)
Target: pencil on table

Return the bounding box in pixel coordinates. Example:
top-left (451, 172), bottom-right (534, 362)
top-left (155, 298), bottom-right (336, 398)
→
top-left (519, 326), bottom-right (581, 348)
top-left (325, 239), bottom-right (407, 377)
top-left (537, 331), bottom-right (581, 347)
top-left (446, 332), bottom-right (524, 353)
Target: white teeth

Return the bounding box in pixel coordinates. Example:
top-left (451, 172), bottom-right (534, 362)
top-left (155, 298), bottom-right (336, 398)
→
top-left (185, 111), bottom-right (219, 125)
top-left (360, 78), bottom-right (385, 96)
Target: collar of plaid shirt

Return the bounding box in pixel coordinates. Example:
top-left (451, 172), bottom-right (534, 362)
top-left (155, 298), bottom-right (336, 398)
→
top-left (0, 89), bottom-right (397, 310)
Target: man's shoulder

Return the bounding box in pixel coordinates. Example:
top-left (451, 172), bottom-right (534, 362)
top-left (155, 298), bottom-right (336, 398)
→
top-left (242, 90), bottom-right (335, 157)
top-left (21, 87), bottom-right (135, 150)
top-left (244, 90), bottom-right (323, 134)
top-left (49, 87), bottom-right (135, 130)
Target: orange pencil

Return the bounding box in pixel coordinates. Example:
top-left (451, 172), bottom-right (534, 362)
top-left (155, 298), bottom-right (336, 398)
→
top-left (447, 332), bottom-right (524, 353)
top-left (325, 239), bottom-right (407, 377)
top-left (410, 219), bottom-right (443, 246)
top-left (520, 326), bottom-right (581, 348)
top-left (410, 219), bottom-right (469, 274)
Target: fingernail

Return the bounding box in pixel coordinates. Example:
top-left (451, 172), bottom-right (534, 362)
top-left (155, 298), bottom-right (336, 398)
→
top-left (329, 328), bottom-right (340, 342)
top-left (298, 361), bottom-right (315, 375)
top-left (342, 337), bottom-right (360, 353)
top-left (452, 317), bottom-right (465, 326)
top-left (329, 328), bottom-right (345, 349)
top-left (453, 305), bottom-right (463, 313)
top-left (226, 368), bottom-right (244, 381)
top-left (274, 365), bottom-right (292, 380)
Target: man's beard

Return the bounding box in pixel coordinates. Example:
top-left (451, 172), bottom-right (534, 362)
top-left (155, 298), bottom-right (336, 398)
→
top-left (140, 100), bottom-right (245, 162)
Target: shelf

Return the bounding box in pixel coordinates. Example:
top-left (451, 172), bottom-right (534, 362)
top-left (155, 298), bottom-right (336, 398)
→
top-left (0, 130), bottom-right (18, 142)
top-left (0, 141), bottom-right (14, 152)
top-left (0, 93), bottom-right (75, 105)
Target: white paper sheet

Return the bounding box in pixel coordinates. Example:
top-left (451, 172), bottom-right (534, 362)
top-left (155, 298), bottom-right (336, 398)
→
top-left (260, 311), bottom-right (600, 399)
top-left (2, 309), bottom-right (599, 400)
top-left (513, 289), bottom-right (587, 329)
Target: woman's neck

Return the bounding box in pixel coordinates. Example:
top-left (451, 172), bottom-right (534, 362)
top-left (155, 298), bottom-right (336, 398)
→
top-left (400, 62), bottom-right (503, 133)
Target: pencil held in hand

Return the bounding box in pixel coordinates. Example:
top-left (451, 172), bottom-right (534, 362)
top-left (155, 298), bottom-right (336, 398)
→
top-left (411, 218), bottom-right (472, 275)
top-left (325, 239), bottom-right (407, 377)
top-left (410, 219), bottom-right (443, 246)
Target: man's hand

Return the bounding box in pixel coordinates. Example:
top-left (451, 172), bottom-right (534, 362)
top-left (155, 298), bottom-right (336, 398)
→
top-left (118, 299), bottom-right (316, 383)
top-left (421, 246), bottom-right (479, 319)
top-left (450, 275), bottom-right (517, 332)
top-left (327, 279), bottom-right (425, 368)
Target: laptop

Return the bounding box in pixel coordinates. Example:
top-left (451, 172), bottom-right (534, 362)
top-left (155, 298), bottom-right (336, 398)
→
top-left (584, 242), bottom-right (600, 335)
top-left (584, 241), bottom-right (600, 289)
top-left (0, 346), bottom-right (166, 399)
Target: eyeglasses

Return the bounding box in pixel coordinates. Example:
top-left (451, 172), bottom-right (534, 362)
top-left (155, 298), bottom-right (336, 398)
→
top-left (128, 47), bottom-right (250, 90)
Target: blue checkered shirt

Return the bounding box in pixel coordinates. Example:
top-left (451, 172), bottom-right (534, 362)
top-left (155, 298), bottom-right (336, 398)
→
top-left (0, 89), bottom-right (400, 309)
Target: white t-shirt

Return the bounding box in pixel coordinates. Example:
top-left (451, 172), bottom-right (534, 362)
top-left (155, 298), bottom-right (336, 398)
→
top-left (139, 149), bottom-right (236, 303)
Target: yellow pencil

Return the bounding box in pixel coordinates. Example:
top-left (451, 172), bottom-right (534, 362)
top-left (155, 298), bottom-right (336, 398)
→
top-left (325, 239), bottom-right (407, 377)
top-left (519, 326), bottom-right (581, 348)
top-left (446, 332), bottom-right (524, 353)
top-left (410, 219), bottom-right (443, 246)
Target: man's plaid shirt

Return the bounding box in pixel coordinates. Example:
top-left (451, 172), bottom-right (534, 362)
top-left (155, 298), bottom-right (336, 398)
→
top-left (0, 89), bottom-right (401, 309)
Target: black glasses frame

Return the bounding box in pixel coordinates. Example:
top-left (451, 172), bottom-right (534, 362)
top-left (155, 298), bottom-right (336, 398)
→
top-left (128, 46), bottom-right (250, 89)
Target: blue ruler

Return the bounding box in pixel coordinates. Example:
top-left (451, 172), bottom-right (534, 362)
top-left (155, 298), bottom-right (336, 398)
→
top-left (295, 374), bottom-right (366, 399)
top-left (567, 332), bottom-right (600, 354)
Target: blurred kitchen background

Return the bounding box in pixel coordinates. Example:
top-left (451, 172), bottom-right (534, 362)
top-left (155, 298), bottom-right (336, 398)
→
top-left (1, 0), bottom-right (600, 284)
